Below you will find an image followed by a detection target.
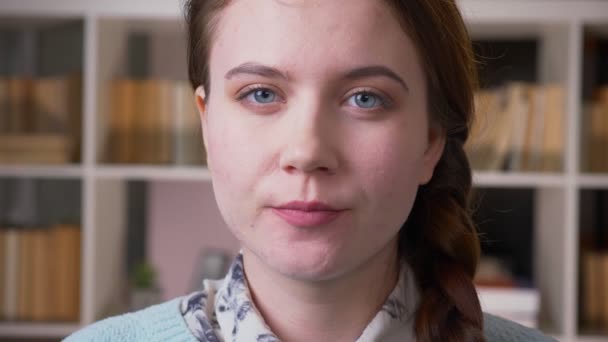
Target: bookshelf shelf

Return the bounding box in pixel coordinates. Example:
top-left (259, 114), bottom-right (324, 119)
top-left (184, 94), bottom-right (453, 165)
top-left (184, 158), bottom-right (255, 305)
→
top-left (473, 172), bottom-right (566, 188)
top-left (0, 165), bottom-right (83, 178)
top-left (459, 0), bottom-right (608, 23)
top-left (578, 175), bottom-right (608, 189)
top-left (94, 165), bottom-right (211, 181)
top-left (0, 322), bottom-right (80, 338)
top-left (0, 1), bottom-right (606, 341)
top-left (576, 337), bottom-right (608, 342)
top-left (0, 0), bottom-right (180, 18)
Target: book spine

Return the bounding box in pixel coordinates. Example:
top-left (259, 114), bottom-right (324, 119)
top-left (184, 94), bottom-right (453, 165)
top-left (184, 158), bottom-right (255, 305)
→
top-left (30, 228), bottom-right (52, 321)
top-left (0, 78), bottom-right (7, 134)
top-left (67, 74), bottom-right (83, 163)
top-left (51, 224), bottom-right (81, 321)
top-left (17, 228), bottom-right (33, 321)
top-left (7, 78), bottom-right (33, 134)
top-left (0, 228), bottom-right (5, 320)
top-left (108, 80), bottom-right (135, 163)
top-left (3, 229), bottom-right (19, 321)
top-left (541, 85), bottom-right (564, 172)
top-left (583, 252), bottom-right (601, 326)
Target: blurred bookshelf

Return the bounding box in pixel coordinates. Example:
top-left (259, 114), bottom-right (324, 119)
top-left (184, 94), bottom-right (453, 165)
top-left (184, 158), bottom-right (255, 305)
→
top-left (0, 0), bottom-right (607, 341)
top-left (0, 17), bottom-right (83, 166)
top-left (0, 178), bottom-right (81, 339)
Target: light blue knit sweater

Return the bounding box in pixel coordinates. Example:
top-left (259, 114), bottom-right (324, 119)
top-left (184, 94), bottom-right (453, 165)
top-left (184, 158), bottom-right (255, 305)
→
top-left (65, 297), bottom-right (555, 341)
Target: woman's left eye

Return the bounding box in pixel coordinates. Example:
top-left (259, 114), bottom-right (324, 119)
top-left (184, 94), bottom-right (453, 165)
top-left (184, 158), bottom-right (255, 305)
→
top-left (346, 92), bottom-right (385, 109)
top-left (242, 88), bottom-right (278, 104)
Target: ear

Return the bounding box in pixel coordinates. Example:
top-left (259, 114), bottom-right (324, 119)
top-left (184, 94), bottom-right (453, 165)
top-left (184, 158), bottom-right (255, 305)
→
top-left (195, 86), bottom-right (209, 152)
top-left (418, 123), bottom-right (446, 185)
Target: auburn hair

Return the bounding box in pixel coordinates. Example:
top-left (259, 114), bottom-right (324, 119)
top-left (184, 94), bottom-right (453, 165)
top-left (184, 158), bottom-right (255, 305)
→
top-left (184, 1), bottom-right (484, 341)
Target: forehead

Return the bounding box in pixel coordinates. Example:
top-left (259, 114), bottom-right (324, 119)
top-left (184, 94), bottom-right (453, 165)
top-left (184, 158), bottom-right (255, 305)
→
top-left (209, 0), bottom-right (423, 86)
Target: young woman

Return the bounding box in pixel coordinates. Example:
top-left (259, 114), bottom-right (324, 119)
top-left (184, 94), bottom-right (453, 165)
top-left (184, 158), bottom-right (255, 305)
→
top-left (68, 1), bottom-right (555, 341)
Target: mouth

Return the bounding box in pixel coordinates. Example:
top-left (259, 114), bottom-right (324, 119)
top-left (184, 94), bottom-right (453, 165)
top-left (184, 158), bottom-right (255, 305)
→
top-left (270, 201), bottom-right (346, 227)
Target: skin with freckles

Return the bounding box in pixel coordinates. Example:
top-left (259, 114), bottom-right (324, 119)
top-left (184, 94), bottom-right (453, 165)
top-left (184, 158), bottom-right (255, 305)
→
top-left (195, 0), bottom-right (445, 340)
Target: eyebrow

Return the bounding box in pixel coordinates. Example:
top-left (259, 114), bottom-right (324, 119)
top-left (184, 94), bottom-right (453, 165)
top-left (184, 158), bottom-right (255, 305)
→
top-left (225, 62), bottom-right (289, 80)
top-left (224, 62), bottom-right (409, 92)
top-left (344, 66), bottom-right (409, 92)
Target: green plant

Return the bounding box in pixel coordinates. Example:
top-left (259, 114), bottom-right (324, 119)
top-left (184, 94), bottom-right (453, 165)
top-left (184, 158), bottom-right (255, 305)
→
top-left (132, 262), bottom-right (157, 289)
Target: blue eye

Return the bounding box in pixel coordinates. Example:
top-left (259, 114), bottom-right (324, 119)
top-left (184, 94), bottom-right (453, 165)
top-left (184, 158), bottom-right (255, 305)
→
top-left (247, 88), bottom-right (276, 104)
top-left (348, 92), bottom-right (383, 109)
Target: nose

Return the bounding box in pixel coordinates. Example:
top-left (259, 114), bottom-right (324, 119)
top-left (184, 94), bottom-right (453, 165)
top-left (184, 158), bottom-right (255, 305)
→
top-left (278, 105), bottom-right (339, 175)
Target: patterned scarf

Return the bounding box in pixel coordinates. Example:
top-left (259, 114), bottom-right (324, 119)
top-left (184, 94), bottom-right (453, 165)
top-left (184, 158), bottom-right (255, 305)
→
top-left (180, 254), bottom-right (418, 341)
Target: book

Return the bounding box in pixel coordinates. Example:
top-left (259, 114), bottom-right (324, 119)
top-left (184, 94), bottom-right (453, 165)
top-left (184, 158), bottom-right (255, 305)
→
top-left (0, 75), bottom-right (81, 164)
top-left (50, 224), bottom-right (81, 321)
top-left (603, 253), bottom-right (608, 327)
top-left (507, 83), bottom-right (531, 171)
top-left (32, 77), bottom-right (69, 134)
top-left (488, 88), bottom-right (517, 171)
top-left (17, 228), bottom-right (34, 321)
top-left (0, 78), bottom-right (7, 133)
top-left (140, 79), bottom-right (172, 164)
top-left (0, 228), bottom-right (4, 319)
top-left (31, 74), bottom-right (83, 162)
top-left (30, 228), bottom-right (52, 321)
top-left (109, 79), bottom-right (196, 165)
top-left (519, 85), bottom-right (535, 171)
top-left (2, 228), bottom-right (20, 321)
top-left (582, 252), bottom-right (603, 326)
top-left (67, 74), bottom-right (83, 162)
top-left (586, 103), bottom-right (603, 172)
top-left (0, 134), bottom-right (70, 164)
top-left (108, 79), bottom-right (136, 163)
top-left (521, 85), bottom-right (545, 171)
top-left (6, 78), bottom-right (33, 133)
top-left (541, 84), bottom-right (565, 172)
top-left (600, 89), bottom-right (608, 173)
top-left (467, 89), bottom-right (504, 170)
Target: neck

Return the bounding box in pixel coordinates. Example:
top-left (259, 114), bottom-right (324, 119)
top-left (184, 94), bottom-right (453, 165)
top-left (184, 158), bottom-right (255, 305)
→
top-left (242, 243), bottom-right (400, 342)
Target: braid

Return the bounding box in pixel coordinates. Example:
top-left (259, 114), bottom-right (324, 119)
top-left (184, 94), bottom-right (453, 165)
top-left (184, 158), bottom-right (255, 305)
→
top-left (401, 137), bottom-right (484, 342)
top-left (383, 0), bottom-right (484, 340)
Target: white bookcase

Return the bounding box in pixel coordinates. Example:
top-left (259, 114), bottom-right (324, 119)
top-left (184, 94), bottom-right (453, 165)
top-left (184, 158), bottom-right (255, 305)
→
top-left (0, 1), bottom-right (607, 341)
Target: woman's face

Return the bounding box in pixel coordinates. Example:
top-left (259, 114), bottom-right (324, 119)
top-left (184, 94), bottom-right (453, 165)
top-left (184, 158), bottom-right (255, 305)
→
top-left (199, 0), bottom-right (445, 282)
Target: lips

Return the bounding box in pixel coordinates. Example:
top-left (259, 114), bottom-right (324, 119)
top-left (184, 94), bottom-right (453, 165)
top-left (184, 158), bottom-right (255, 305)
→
top-left (271, 201), bottom-right (345, 227)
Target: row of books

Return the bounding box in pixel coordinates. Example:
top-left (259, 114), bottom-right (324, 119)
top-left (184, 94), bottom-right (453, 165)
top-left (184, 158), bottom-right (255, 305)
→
top-left (581, 251), bottom-right (608, 330)
top-left (105, 79), bottom-right (205, 165)
top-left (0, 224), bottom-right (81, 322)
top-left (466, 82), bottom-right (564, 172)
top-left (0, 76), bottom-right (82, 164)
top-left (583, 87), bottom-right (608, 173)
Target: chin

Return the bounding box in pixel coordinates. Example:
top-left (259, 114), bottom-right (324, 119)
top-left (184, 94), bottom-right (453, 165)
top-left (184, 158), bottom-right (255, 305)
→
top-left (263, 244), bottom-right (351, 282)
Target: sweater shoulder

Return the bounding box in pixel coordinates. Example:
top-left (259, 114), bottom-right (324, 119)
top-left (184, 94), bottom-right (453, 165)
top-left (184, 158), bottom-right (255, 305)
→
top-left (65, 297), bottom-right (196, 342)
top-left (483, 313), bottom-right (557, 342)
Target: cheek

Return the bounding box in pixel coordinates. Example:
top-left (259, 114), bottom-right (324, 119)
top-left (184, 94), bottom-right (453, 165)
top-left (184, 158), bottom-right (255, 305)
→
top-left (350, 127), bottom-right (426, 223)
top-left (205, 113), bottom-right (253, 220)
top-left (205, 107), bottom-right (274, 224)
top-left (364, 149), bottom-right (422, 202)
top-left (350, 122), bottom-right (427, 188)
